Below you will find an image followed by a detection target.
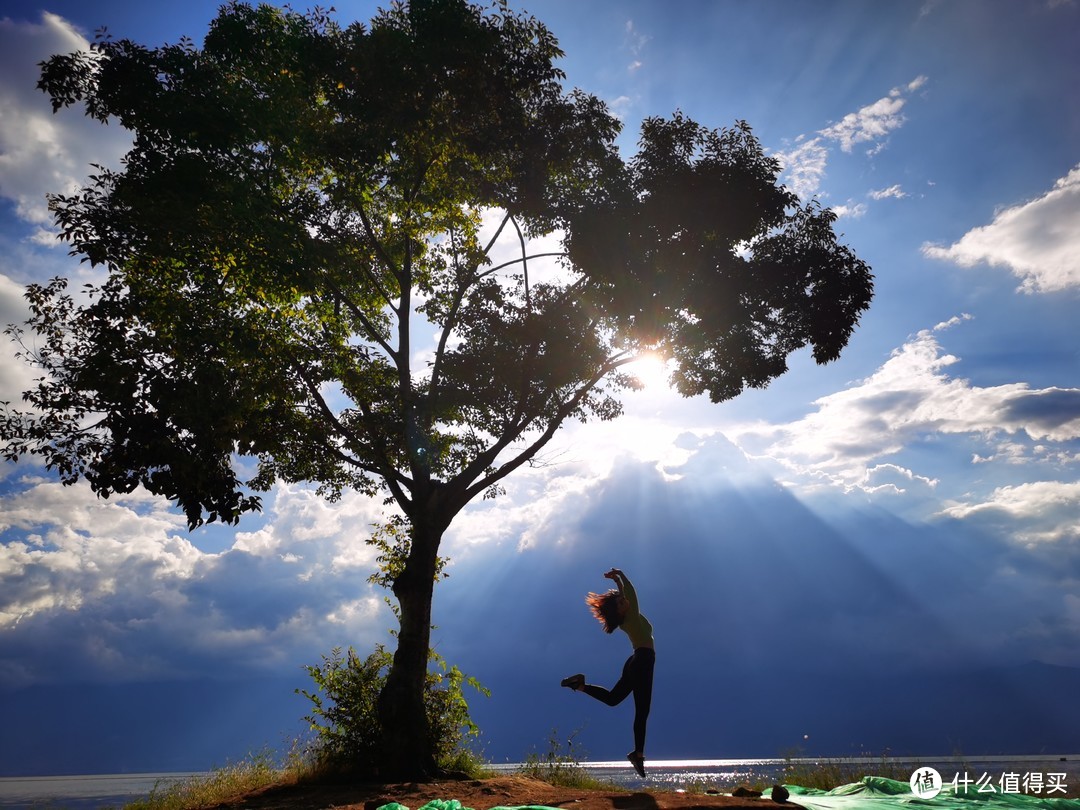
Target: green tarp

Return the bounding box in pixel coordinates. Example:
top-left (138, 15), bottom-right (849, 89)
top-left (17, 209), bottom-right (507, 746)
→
top-left (772, 777), bottom-right (1080, 810)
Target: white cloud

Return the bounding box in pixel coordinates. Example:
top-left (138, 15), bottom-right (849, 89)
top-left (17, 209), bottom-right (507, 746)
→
top-left (906, 75), bottom-right (929, 93)
top-left (733, 314), bottom-right (1080, 494)
top-left (832, 202), bottom-right (868, 219)
top-left (0, 474), bottom-right (396, 682)
top-left (922, 164), bottom-right (1080, 293)
top-left (860, 463), bottom-right (938, 495)
top-left (939, 480), bottom-right (1080, 545)
top-left (230, 483), bottom-right (385, 575)
top-left (0, 13), bottom-right (131, 237)
top-left (776, 77), bottom-right (928, 199)
top-left (607, 94), bottom-right (634, 121)
top-left (623, 19), bottom-right (649, 72)
top-left (775, 137), bottom-right (829, 200)
top-left (820, 76), bottom-right (927, 154)
top-left (821, 95), bottom-right (906, 154)
top-left (869, 184), bottom-right (908, 200)
top-left (0, 477), bottom-right (196, 628)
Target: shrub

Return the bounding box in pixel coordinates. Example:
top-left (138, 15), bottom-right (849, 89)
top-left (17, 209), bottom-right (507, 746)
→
top-left (298, 644), bottom-right (488, 776)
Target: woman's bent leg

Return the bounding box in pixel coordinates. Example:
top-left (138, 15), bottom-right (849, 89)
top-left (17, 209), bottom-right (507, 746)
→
top-left (581, 654), bottom-right (635, 707)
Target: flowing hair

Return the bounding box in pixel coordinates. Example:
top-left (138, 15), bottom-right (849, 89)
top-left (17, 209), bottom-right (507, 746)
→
top-left (586, 589), bottom-right (623, 634)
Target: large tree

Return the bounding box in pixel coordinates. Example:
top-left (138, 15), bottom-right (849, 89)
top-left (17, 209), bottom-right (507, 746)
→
top-left (1, 0), bottom-right (872, 778)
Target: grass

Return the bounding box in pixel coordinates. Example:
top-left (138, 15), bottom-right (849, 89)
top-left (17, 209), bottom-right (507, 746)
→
top-left (119, 741), bottom-right (497, 810)
top-left (515, 729), bottom-right (623, 791)
top-left (121, 749), bottom-right (307, 810)
top-left (777, 750), bottom-right (917, 791)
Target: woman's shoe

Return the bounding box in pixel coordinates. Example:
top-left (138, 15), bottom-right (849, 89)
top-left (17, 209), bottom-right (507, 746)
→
top-left (627, 750), bottom-right (646, 778)
top-left (560, 673), bottom-right (585, 690)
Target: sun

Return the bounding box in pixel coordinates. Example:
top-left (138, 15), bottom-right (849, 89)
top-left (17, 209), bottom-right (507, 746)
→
top-left (625, 352), bottom-right (673, 390)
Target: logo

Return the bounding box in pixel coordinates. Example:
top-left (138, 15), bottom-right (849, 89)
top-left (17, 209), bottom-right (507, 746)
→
top-left (910, 768), bottom-right (943, 799)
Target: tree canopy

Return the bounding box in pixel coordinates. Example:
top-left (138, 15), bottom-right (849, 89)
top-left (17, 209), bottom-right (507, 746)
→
top-left (2, 0), bottom-right (873, 777)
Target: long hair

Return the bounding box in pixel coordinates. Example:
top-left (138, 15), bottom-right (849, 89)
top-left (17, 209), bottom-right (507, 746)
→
top-left (586, 589), bottom-right (623, 634)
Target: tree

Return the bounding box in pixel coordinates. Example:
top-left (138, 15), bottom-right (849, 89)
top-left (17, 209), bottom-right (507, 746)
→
top-left (1, 0), bottom-right (872, 778)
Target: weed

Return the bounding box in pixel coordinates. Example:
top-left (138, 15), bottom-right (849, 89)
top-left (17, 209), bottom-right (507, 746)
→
top-left (518, 729), bottom-right (620, 791)
top-left (778, 748), bottom-right (914, 791)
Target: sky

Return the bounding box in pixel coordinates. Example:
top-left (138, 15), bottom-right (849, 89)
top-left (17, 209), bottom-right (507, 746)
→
top-left (1, 0), bottom-right (1080, 775)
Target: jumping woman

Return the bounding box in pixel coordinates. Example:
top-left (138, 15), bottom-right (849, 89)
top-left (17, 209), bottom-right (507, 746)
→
top-left (561, 567), bottom-right (654, 778)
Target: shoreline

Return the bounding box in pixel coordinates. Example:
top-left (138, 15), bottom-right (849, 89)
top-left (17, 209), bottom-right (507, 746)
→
top-left (4, 755), bottom-right (1079, 809)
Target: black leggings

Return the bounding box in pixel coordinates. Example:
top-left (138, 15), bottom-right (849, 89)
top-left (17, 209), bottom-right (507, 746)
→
top-left (582, 646), bottom-right (655, 754)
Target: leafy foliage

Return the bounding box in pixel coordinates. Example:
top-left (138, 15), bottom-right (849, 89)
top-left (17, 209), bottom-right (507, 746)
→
top-left (299, 644), bottom-right (488, 775)
top-left (3, 0), bottom-right (871, 530)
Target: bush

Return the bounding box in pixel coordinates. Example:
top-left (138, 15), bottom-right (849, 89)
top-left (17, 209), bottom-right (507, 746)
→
top-left (298, 644), bottom-right (489, 776)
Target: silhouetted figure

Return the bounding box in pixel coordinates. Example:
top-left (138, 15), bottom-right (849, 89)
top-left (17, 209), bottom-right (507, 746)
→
top-left (561, 568), bottom-right (654, 778)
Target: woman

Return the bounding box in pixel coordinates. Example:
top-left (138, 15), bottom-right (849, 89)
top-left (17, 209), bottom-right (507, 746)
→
top-left (561, 567), bottom-right (654, 778)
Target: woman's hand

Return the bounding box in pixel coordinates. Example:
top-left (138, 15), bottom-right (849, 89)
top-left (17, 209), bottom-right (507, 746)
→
top-left (604, 568), bottom-right (623, 580)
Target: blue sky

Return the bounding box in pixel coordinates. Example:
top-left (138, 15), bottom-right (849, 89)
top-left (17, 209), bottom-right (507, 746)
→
top-left (1, 0), bottom-right (1080, 774)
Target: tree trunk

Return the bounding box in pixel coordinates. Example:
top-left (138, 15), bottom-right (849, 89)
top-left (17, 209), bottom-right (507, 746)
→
top-left (377, 517), bottom-right (442, 779)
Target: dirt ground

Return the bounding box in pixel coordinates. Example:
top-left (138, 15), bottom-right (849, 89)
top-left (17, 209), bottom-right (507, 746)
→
top-left (206, 774), bottom-right (792, 810)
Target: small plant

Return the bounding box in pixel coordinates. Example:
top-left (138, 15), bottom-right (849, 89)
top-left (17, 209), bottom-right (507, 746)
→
top-left (298, 643), bottom-right (489, 777)
top-left (518, 729), bottom-right (617, 790)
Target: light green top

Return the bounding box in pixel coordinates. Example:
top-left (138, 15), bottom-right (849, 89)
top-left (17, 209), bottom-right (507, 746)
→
top-left (616, 572), bottom-right (654, 650)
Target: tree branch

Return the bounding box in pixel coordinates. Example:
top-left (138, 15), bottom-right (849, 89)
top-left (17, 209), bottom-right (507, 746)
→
top-left (428, 274), bottom-right (470, 407)
top-left (355, 396), bottom-right (414, 512)
top-left (476, 252), bottom-right (566, 280)
top-left (357, 205), bottom-right (401, 304)
top-left (323, 215), bottom-right (397, 308)
top-left (320, 274), bottom-right (398, 363)
top-left (454, 353), bottom-right (636, 506)
top-left (482, 210), bottom-right (512, 258)
top-left (291, 357), bottom-right (411, 489)
top-left (511, 215), bottom-right (531, 310)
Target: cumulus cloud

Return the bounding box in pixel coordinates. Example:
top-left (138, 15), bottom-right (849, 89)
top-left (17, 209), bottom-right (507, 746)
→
top-left (0, 477), bottom-right (196, 629)
top-left (0, 13), bottom-right (131, 240)
top-left (922, 164), bottom-right (1080, 293)
top-left (734, 314), bottom-right (1080, 494)
top-left (0, 474), bottom-right (394, 685)
top-left (775, 76), bottom-right (927, 199)
top-left (939, 480), bottom-right (1080, 546)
